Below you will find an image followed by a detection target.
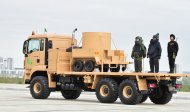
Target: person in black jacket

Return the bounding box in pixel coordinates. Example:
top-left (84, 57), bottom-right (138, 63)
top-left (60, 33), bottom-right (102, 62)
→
top-left (147, 33), bottom-right (162, 73)
top-left (167, 34), bottom-right (179, 73)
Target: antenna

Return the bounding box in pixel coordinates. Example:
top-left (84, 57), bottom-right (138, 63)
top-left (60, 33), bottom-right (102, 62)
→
top-left (111, 37), bottom-right (117, 50)
top-left (44, 28), bottom-right (47, 34)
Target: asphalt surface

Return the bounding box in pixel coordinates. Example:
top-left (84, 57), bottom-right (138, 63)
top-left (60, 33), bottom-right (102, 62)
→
top-left (0, 84), bottom-right (190, 112)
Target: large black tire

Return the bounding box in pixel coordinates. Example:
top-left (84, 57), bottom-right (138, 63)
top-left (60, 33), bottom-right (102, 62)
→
top-left (99, 64), bottom-right (109, 72)
top-left (149, 86), bottom-right (173, 104)
top-left (84, 60), bottom-right (95, 72)
top-left (72, 60), bottom-right (83, 72)
top-left (139, 94), bottom-right (148, 103)
top-left (30, 76), bottom-right (50, 99)
top-left (119, 79), bottom-right (142, 105)
top-left (95, 78), bottom-right (118, 103)
top-left (61, 90), bottom-right (82, 99)
top-left (110, 65), bottom-right (120, 72)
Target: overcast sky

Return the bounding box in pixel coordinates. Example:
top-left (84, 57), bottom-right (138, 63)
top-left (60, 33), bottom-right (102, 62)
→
top-left (0, 0), bottom-right (190, 71)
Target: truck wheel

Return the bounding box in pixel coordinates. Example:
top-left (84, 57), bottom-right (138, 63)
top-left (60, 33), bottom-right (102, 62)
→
top-left (73, 60), bottom-right (83, 72)
top-left (149, 86), bottom-right (173, 104)
top-left (61, 90), bottom-right (82, 99)
top-left (119, 79), bottom-right (142, 105)
top-left (96, 78), bottom-right (118, 103)
top-left (110, 65), bottom-right (120, 72)
top-left (139, 94), bottom-right (148, 103)
top-left (30, 76), bottom-right (50, 99)
top-left (84, 60), bottom-right (95, 72)
top-left (99, 64), bottom-right (109, 72)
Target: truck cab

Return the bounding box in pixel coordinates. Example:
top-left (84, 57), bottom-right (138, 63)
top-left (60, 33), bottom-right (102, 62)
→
top-left (23, 33), bottom-right (76, 84)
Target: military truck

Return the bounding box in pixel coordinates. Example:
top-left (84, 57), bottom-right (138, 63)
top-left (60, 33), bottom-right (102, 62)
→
top-left (23, 30), bottom-right (188, 105)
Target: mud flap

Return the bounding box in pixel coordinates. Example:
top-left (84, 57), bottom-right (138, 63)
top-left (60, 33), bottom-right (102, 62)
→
top-left (136, 76), bottom-right (148, 93)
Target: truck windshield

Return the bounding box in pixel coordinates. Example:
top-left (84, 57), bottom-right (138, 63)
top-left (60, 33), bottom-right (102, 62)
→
top-left (28, 39), bottom-right (39, 53)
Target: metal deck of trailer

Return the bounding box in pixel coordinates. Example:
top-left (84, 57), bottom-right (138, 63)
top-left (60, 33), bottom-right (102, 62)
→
top-left (61, 72), bottom-right (190, 77)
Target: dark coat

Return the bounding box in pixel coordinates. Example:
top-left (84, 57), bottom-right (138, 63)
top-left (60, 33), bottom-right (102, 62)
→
top-left (147, 40), bottom-right (162, 59)
top-left (167, 41), bottom-right (179, 57)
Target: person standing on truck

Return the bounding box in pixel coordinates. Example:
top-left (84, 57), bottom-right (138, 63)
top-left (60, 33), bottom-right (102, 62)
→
top-left (147, 33), bottom-right (162, 73)
top-left (131, 36), bottom-right (146, 72)
top-left (167, 34), bottom-right (179, 73)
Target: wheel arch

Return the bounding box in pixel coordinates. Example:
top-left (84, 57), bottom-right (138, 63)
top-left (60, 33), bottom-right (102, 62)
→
top-left (29, 70), bottom-right (56, 89)
top-left (30, 71), bottom-right (48, 82)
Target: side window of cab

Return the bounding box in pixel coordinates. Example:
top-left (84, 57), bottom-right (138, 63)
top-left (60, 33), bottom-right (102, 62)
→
top-left (28, 39), bottom-right (40, 53)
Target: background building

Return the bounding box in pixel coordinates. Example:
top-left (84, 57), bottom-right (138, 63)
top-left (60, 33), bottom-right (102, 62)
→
top-left (0, 57), bottom-right (24, 78)
top-left (7, 58), bottom-right (14, 70)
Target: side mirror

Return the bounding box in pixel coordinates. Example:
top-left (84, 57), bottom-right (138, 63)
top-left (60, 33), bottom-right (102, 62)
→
top-left (23, 40), bottom-right (28, 54)
top-left (48, 40), bottom-right (53, 49)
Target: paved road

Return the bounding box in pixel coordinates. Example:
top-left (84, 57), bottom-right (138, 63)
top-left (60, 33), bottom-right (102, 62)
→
top-left (0, 84), bottom-right (190, 112)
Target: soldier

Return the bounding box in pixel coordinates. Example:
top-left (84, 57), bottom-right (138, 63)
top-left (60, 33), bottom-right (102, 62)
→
top-left (147, 33), bottom-right (162, 73)
top-left (167, 34), bottom-right (179, 73)
top-left (131, 36), bottom-right (146, 72)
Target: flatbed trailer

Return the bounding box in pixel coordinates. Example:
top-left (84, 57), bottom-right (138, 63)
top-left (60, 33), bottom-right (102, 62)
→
top-left (25, 69), bottom-right (190, 105)
top-left (58, 72), bottom-right (190, 92)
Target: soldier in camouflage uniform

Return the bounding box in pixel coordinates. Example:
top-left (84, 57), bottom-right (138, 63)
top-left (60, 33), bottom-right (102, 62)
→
top-left (131, 36), bottom-right (146, 72)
